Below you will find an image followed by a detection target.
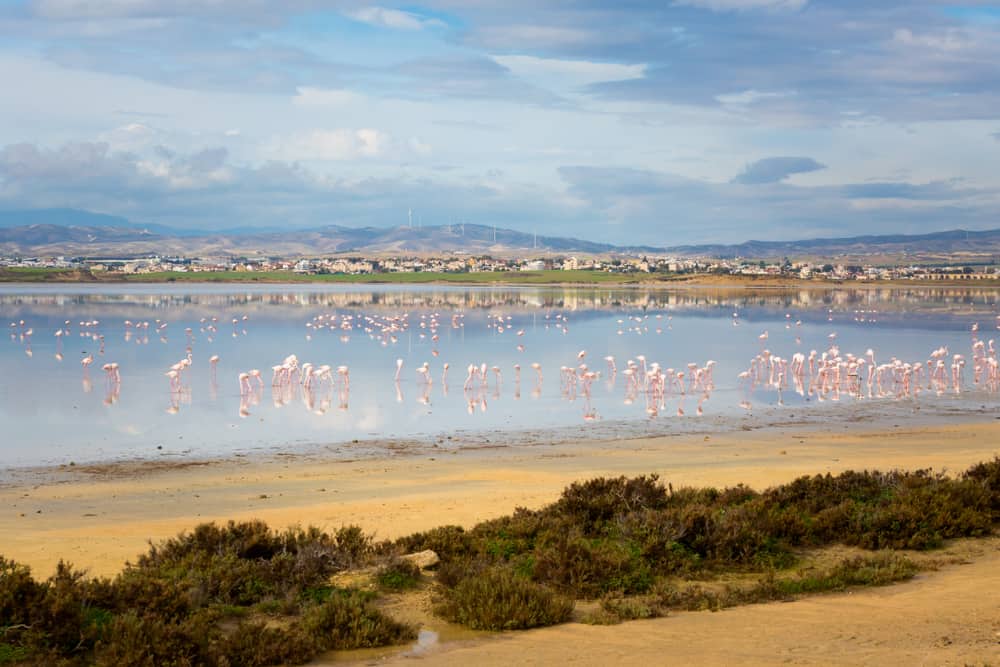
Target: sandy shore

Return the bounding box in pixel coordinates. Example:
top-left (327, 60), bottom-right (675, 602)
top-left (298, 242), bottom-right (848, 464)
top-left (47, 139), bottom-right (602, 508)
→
top-left (372, 537), bottom-right (1000, 666)
top-left (2, 418), bottom-right (998, 665)
top-left (3, 418), bottom-right (997, 578)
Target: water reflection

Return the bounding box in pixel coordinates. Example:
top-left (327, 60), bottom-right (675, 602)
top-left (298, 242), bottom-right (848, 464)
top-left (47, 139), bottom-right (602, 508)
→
top-left (2, 284), bottom-right (998, 317)
top-left (1, 285), bottom-right (998, 468)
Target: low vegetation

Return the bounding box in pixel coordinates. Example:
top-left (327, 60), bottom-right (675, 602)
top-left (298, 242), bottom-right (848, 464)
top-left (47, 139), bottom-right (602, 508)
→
top-left (403, 458), bottom-right (999, 629)
top-left (434, 567), bottom-right (574, 631)
top-left (0, 267), bottom-right (93, 282)
top-left (374, 557), bottom-right (422, 591)
top-left (1, 458), bottom-right (996, 664)
top-left (0, 522), bottom-right (415, 666)
top-left (584, 551), bottom-right (919, 624)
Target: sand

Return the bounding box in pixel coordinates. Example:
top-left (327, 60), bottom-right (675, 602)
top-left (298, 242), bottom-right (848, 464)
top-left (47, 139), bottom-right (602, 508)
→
top-left (375, 539), bottom-right (1000, 666)
top-left (1, 418), bottom-right (998, 665)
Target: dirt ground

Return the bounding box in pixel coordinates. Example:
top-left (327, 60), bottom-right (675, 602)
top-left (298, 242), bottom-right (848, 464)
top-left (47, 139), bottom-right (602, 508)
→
top-left (1, 419), bottom-right (998, 665)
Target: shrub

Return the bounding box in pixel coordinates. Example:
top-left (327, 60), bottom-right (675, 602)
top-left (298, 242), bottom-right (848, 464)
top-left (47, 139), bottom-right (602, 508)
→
top-left (649, 581), bottom-right (724, 612)
top-left (208, 622), bottom-right (317, 667)
top-left (435, 556), bottom-right (490, 589)
top-left (436, 567), bottom-right (574, 631)
top-left (0, 520), bottom-right (414, 666)
top-left (0, 556), bottom-right (44, 629)
top-left (333, 526), bottom-right (372, 568)
top-left (93, 610), bottom-right (215, 667)
top-left (963, 455), bottom-right (1000, 516)
top-left (532, 528), bottom-right (653, 597)
top-left (596, 591), bottom-right (667, 623)
top-left (301, 590), bottom-right (417, 650)
top-left (375, 558), bottom-right (422, 591)
top-left (552, 475), bottom-right (668, 532)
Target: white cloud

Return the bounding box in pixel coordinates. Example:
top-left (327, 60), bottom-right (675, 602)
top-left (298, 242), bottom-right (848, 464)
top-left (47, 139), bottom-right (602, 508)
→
top-left (673, 0), bottom-right (807, 11)
top-left (891, 28), bottom-right (972, 52)
top-left (492, 55), bottom-right (647, 89)
top-left (269, 129), bottom-right (390, 161)
top-left (408, 137), bottom-right (432, 156)
top-left (346, 7), bottom-right (444, 31)
top-left (30, 0), bottom-right (278, 20)
top-left (32, 0), bottom-right (165, 19)
top-left (97, 122), bottom-right (160, 152)
top-left (715, 89), bottom-right (796, 105)
top-left (292, 86), bottom-right (363, 108)
top-left (474, 25), bottom-right (596, 49)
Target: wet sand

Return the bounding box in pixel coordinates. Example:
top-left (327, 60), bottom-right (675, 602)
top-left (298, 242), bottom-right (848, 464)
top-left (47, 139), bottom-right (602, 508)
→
top-left (1, 419), bottom-right (998, 665)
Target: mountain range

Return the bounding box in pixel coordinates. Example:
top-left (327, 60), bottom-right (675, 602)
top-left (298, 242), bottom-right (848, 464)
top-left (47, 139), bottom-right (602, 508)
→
top-left (1, 208), bottom-right (998, 262)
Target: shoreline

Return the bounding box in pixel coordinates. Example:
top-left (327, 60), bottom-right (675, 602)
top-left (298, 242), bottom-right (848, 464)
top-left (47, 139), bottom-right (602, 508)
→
top-left (3, 397), bottom-right (996, 481)
top-left (2, 415), bottom-right (998, 580)
top-left (3, 270), bottom-right (1000, 289)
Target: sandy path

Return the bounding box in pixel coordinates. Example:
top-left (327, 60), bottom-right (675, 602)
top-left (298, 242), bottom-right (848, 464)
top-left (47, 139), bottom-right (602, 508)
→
top-left (374, 542), bottom-right (1000, 666)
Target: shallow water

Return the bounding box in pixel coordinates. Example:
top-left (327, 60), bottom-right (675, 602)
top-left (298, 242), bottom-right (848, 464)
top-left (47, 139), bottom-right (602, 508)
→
top-left (1, 284), bottom-right (998, 468)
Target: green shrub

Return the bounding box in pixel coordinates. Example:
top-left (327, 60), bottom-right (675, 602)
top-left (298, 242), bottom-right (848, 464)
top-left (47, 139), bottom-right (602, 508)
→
top-left (375, 558), bottom-right (421, 591)
top-left (0, 521), bottom-right (413, 666)
top-left (963, 456), bottom-right (1000, 519)
top-left (93, 610), bottom-right (215, 667)
top-left (208, 622), bottom-right (316, 667)
top-left (596, 591), bottom-right (667, 623)
top-left (0, 643), bottom-right (30, 666)
top-left (648, 581), bottom-right (724, 612)
top-left (333, 526), bottom-right (373, 568)
top-left (532, 528), bottom-right (653, 597)
top-left (301, 589), bottom-right (417, 650)
top-left (436, 566), bottom-right (574, 631)
top-left (552, 475), bottom-right (668, 532)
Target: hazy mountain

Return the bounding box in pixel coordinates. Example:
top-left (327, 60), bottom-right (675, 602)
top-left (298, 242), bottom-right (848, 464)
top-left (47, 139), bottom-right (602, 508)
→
top-left (0, 208), bottom-right (204, 237)
top-left (2, 208), bottom-right (999, 261)
top-left (665, 229), bottom-right (1000, 260)
top-left (0, 211), bottom-right (663, 257)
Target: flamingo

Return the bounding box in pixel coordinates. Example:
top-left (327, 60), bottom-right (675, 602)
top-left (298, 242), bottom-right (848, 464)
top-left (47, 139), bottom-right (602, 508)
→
top-left (238, 372), bottom-right (252, 395)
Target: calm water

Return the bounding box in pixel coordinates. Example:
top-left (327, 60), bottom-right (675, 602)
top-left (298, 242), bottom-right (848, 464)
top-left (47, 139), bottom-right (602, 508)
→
top-left (1, 284), bottom-right (998, 468)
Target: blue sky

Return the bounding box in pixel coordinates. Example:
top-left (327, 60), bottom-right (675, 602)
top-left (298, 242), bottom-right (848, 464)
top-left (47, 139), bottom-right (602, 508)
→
top-left (0, 0), bottom-right (998, 244)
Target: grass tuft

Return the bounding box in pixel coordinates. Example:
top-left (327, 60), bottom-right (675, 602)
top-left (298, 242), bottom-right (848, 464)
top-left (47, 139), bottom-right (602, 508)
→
top-left (375, 558), bottom-right (422, 591)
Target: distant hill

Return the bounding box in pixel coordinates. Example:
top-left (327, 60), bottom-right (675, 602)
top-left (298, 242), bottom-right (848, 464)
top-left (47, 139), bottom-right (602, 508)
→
top-left (2, 208), bottom-right (999, 261)
top-left (0, 208), bottom-right (201, 237)
top-left (0, 210), bottom-right (662, 257)
top-left (666, 229), bottom-right (1000, 260)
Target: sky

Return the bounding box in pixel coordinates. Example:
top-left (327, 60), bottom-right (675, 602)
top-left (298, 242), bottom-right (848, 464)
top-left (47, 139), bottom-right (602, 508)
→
top-left (0, 0), bottom-right (998, 245)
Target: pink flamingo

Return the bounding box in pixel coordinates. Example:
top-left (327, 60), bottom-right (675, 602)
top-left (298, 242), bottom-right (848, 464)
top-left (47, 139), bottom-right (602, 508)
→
top-left (238, 372), bottom-right (252, 395)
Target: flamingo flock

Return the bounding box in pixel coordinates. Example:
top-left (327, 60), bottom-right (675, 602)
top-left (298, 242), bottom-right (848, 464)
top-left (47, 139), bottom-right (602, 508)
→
top-left (6, 301), bottom-right (1000, 428)
top-left (739, 323), bottom-right (999, 407)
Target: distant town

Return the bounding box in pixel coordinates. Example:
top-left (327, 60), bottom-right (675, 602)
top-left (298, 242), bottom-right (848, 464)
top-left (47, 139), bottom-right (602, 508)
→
top-left (2, 253), bottom-right (998, 282)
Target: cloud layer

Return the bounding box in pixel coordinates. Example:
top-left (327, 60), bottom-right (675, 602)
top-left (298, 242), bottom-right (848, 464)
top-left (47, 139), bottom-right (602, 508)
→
top-left (0, 1), bottom-right (998, 244)
top-left (733, 157), bottom-right (826, 185)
